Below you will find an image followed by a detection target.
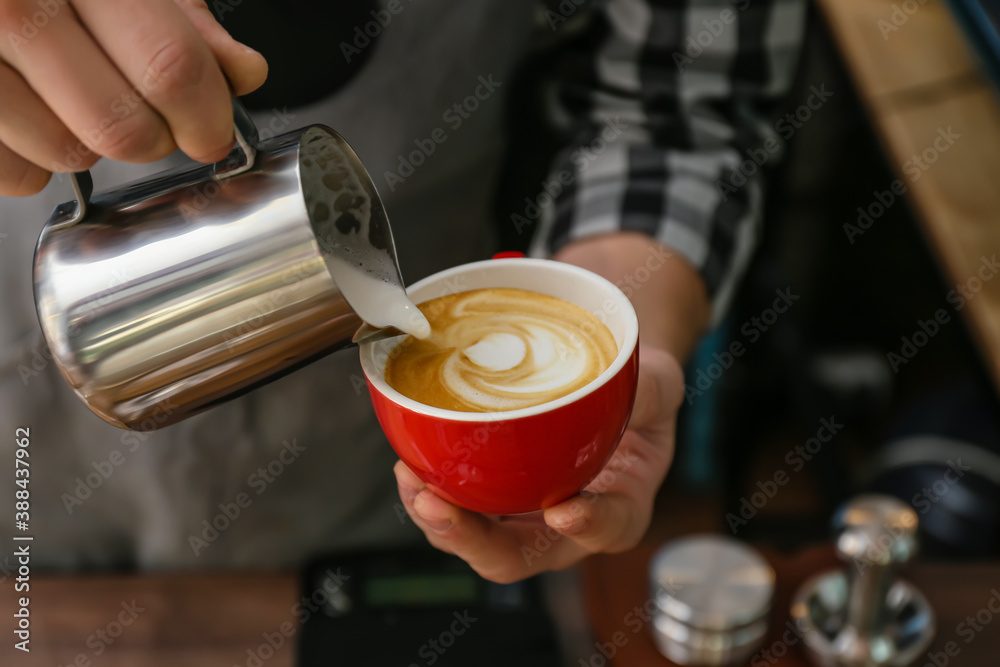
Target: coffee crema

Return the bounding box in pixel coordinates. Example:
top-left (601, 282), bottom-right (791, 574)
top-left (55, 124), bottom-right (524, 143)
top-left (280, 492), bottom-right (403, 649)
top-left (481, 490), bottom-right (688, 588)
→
top-left (384, 287), bottom-right (618, 412)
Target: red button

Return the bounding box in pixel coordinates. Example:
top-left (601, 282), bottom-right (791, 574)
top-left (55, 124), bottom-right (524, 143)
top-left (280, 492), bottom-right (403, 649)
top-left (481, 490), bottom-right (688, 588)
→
top-left (492, 251), bottom-right (525, 259)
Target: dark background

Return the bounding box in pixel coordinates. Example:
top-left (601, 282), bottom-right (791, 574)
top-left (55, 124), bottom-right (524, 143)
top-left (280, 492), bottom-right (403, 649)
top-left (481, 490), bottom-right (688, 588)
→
top-left (495, 7), bottom-right (1000, 559)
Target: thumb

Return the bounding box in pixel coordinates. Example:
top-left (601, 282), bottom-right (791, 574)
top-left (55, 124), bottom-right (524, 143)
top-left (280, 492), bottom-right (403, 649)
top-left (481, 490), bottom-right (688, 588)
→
top-left (172, 0), bottom-right (268, 96)
top-left (543, 492), bottom-right (640, 554)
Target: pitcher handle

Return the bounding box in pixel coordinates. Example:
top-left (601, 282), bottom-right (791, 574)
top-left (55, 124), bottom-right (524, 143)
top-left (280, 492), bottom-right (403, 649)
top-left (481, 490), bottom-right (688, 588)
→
top-left (64, 170), bottom-right (94, 228)
top-left (215, 97), bottom-right (259, 180)
top-left (63, 98), bottom-right (260, 228)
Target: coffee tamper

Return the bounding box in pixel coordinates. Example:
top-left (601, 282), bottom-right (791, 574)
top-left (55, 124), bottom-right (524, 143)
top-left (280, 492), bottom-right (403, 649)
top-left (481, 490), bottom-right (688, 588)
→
top-left (791, 494), bottom-right (935, 666)
top-left (649, 535), bottom-right (775, 665)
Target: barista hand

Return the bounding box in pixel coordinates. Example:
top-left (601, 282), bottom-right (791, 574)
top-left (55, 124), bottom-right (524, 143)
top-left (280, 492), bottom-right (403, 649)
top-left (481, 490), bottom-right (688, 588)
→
top-left (394, 345), bottom-right (683, 584)
top-left (0, 0), bottom-right (267, 196)
top-left (395, 232), bottom-right (706, 583)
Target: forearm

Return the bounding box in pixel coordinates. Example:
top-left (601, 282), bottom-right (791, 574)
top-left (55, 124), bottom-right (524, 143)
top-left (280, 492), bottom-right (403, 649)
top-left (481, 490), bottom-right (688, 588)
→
top-left (554, 231), bottom-right (709, 363)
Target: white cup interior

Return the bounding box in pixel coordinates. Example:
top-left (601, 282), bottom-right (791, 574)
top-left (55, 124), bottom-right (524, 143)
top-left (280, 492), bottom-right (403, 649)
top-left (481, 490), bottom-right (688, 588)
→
top-left (359, 258), bottom-right (639, 421)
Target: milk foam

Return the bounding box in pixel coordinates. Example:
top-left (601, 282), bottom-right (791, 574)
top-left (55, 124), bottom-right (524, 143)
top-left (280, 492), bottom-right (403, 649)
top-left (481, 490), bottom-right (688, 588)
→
top-left (462, 333), bottom-right (526, 371)
top-left (298, 127), bottom-right (431, 341)
top-left (326, 257), bottom-right (431, 339)
top-left (384, 288), bottom-right (617, 412)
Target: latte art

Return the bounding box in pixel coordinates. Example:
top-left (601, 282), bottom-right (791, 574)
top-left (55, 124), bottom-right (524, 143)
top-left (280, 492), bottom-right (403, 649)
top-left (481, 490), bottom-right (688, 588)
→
top-left (384, 288), bottom-right (618, 412)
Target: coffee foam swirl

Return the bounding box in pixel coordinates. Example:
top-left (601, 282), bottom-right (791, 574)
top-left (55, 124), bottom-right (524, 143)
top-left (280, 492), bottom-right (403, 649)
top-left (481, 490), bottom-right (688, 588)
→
top-left (384, 288), bottom-right (617, 412)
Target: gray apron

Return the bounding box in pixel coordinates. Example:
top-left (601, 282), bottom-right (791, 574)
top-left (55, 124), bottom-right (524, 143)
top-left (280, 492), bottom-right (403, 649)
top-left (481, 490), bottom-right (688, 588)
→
top-left (0, 0), bottom-right (536, 568)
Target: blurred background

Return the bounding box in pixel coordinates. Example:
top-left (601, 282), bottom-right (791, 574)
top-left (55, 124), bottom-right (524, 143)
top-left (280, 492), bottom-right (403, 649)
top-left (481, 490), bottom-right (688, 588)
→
top-left (4, 0), bottom-right (1000, 665)
top-left (498, 0), bottom-right (1000, 562)
top-left (491, 1), bottom-right (1000, 662)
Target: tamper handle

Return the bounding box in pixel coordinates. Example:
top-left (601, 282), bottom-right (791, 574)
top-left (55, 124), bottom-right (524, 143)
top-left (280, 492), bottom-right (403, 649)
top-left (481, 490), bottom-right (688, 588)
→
top-left (833, 495), bottom-right (918, 637)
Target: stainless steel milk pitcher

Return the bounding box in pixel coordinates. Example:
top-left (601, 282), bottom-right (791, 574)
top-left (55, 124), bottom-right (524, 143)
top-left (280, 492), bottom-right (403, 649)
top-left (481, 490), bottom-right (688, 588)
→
top-left (33, 102), bottom-right (413, 431)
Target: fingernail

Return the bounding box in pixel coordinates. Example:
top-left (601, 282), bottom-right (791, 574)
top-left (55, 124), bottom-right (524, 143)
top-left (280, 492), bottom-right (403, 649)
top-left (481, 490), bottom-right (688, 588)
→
top-left (413, 490), bottom-right (453, 534)
top-left (399, 485), bottom-right (418, 505)
top-left (196, 140), bottom-right (235, 164)
top-left (422, 518), bottom-right (453, 535)
top-left (550, 514), bottom-right (588, 535)
top-left (242, 44), bottom-right (266, 60)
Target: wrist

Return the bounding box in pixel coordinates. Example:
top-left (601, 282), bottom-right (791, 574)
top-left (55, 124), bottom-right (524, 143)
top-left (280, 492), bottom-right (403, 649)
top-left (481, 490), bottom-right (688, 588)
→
top-left (553, 232), bottom-right (710, 362)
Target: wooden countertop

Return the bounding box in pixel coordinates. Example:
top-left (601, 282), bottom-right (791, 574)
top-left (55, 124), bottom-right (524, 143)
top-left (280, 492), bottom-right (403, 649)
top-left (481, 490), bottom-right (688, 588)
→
top-left (0, 573), bottom-right (298, 667)
top-left (4, 545), bottom-right (995, 666)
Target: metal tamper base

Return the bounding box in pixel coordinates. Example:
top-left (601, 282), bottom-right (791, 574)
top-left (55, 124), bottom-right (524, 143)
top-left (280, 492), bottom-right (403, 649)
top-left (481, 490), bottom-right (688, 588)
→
top-left (790, 495), bottom-right (936, 667)
top-left (650, 534), bottom-right (776, 665)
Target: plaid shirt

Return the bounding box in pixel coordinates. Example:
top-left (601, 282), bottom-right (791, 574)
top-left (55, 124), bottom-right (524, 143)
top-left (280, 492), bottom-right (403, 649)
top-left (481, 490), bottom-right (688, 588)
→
top-left (531, 0), bottom-right (807, 324)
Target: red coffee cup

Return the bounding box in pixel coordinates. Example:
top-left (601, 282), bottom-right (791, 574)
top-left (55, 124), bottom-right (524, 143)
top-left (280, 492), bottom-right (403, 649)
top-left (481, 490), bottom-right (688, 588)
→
top-left (360, 258), bottom-right (639, 515)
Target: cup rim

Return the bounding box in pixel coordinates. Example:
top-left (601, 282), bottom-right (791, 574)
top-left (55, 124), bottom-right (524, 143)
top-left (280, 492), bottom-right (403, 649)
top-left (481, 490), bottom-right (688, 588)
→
top-left (359, 258), bottom-right (639, 422)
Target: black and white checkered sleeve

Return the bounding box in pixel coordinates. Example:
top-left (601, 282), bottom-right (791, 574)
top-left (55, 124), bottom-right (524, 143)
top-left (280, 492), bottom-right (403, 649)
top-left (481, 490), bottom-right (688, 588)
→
top-left (530, 0), bottom-right (806, 325)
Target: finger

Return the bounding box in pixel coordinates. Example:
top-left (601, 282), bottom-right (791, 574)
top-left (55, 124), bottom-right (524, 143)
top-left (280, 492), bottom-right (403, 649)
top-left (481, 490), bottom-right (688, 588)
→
top-left (395, 460), bottom-right (429, 510)
top-left (394, 461), bottom-right (485, 541)
top-left (0, 140), bottom-right (51, 197)
top-left (171, 0), bottom-right (268, 96)
top-left (0, 3), bottom-right (176, 165)
top-left (72, 0), bottom-right (235, 163)
top-left (394, 462), bottom-right (463, 538)
top-left (0, 61), bottom-right (97, 172)
top-left (411, 490), bottom-right (549, 584)
top-left (629, 346), bottom-right (684, 431)
top-left (394, 462), bottom-right (456, 555)
top-left (544, 491), bottom-right (644, 555)
top-left (394, 462), bottom-right (554, 582)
